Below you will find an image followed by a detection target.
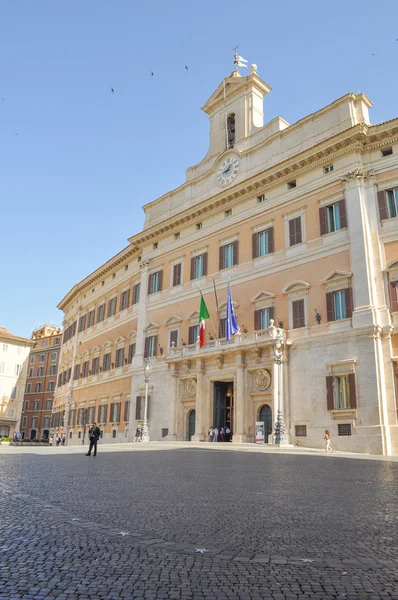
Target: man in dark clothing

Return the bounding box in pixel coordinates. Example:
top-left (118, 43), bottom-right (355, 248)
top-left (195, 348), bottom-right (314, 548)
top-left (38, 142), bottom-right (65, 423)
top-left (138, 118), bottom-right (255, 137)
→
top-left (86, 423), bottom-right (101, 456)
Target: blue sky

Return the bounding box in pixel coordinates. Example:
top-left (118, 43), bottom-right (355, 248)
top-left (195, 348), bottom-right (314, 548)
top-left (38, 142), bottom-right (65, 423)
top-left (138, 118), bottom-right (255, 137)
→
top-left (1, 0), bottom-right (397, 337)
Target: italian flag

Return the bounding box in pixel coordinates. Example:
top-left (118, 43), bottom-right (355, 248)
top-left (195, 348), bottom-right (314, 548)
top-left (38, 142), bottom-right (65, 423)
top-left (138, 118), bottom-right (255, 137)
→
top-left (199, 292), bottom-right (210, 348)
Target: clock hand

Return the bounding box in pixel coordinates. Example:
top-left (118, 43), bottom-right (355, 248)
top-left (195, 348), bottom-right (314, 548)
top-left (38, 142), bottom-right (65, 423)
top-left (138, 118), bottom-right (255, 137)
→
top-left (223, 164), bottom-right (232, 175)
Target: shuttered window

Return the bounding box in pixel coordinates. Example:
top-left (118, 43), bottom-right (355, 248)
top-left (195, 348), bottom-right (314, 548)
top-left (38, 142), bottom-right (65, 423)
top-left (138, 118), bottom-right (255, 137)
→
top-left (252, 227), bottom-right (274, 259)
top-left (98, 405), bottom-right (108, 424)
top-left (78, 315), bottom-right (86, 332)
top-left (326, 288), bottom-right (353, 321)
top-left (254, 307), bottom-right (274, 330)
top-left (92, 357), bottom-right (99, 375)
top-left (188, 325), bottom-right (200, 345)
top-left (87, 310), bottom-right (95, 328)
top-left (319, 200), bottom-right (347, 235)
top-left (110, 402), bottom-right (121, 422)
top-left (107, 297), bottom-right (117, 317)
top-left (124, 401), bottom-right (130, 422)
top-left (132, 283), bottom-right (141, 305)
top-left (144, 336), bottom-right (157, 358)
top-left (135, 395), bottom-right (150, 420)
top-left (82, 361), bottom-right (89, 377)
top-left (219, 318), bottom-right (226, 338)
top-left (219, 241), bottom-right (238, 270)
top-left (169, 330), bottom-right (178, 348)
top-left (115, 348), bottom-right (125, 368)
top-left (326, 373), bottom-right (357, 410)
top-left (389, 280), bottom-right (398, 312)
top-left (190, 253), bottom-right (208, 280)
top-left (148, 270), bottom-right (163, 294)
top-left (292, 299), bottom-right (305, 329)
top-left (288, 217), bottom-right (302, 246)
top-left (103, 353), bottom-right (111, 371)
top-left (135, 396), bottom-right (142, 420)
top-left (97, 304), bottom-right (105, 323)
top-left (172, 263), bottom-right (182, 287)
top-left (378, 188), bottom-right (398, 220)
top-left (120, 289), bottom-right (130, 311)
top-left (128, 343), bottom-right (136, 363)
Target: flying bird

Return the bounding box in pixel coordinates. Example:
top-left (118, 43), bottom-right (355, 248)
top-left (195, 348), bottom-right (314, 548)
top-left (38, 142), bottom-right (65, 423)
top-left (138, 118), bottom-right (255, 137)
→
top-left (150, 71), bottom-right (154, 77)
top-left (14, 132), bottom-right (18, 136)
top-left (185, 65), bottom-right (188, 71)
top-left (110, 87), bottom-right (114, 94)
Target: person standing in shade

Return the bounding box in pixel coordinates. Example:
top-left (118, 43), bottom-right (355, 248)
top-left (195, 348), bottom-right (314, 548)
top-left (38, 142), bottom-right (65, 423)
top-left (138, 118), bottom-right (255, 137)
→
top-left (213, 426), bottom-right (219, 442)
top-left (61, 435), bottom-right (66, 446)
top-left (209, 426), bottom-right (214, 442)
top-left (225, 426), bottom-right (231, 442)
top-left (86, 423), bottom-right (101, 457)
top-left (324, 429), bottom-right (333, 453)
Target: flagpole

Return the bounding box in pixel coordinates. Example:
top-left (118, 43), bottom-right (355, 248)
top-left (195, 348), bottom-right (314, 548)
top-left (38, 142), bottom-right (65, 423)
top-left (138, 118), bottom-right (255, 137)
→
top-left (197, 284), bottom-right (218, 341)
top-left (212, 277), bottom-right (221, 338)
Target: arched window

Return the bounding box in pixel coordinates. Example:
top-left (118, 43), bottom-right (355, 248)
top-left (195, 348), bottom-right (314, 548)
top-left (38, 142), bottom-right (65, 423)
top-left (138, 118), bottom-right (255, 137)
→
top-left (227, 113), bottom-right (235, 148)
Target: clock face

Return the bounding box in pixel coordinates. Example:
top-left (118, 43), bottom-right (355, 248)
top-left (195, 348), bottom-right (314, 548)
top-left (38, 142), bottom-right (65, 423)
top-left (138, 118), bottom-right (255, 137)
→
top-left (216, 156), bottom-right (240, 186)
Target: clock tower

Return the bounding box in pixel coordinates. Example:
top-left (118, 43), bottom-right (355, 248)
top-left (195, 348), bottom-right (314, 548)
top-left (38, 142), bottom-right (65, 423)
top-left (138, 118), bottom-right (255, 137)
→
top-left (201, 63), bottom-right (272, 161)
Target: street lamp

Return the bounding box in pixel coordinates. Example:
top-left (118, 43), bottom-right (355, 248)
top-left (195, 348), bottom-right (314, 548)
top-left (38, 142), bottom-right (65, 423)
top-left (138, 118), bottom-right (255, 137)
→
top-left (141, 359), bottom-right (151, 442)
top-left (273, 328), bottom-right (286, 445)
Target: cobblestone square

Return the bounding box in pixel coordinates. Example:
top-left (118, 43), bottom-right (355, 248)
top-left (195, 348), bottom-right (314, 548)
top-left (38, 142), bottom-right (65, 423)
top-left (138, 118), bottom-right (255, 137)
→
top-left (0, 446), bottom-right (398, 599)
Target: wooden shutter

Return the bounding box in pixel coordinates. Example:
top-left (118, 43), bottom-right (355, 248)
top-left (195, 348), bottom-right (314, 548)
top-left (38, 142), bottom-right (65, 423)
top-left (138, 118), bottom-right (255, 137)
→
top-left (157, 270), bottom-right (163, 292)
top-left (319, 206), bottom-right (328, 236)
top-left (232, 240), bottom-right (239, 266)
top-left (252, 233), bottom-right (259, 259)
top-left (190, 257), bottom-right (196, 280)
top-left (339, 199), bottom-right (347, 229)
top-left (116, 403), bottom-right (120, 422)
top-left (348, 373), bottom-right (357, 409)
top-left (219, 318), bottom-right (226, 338)
top-left (219, 245), bottom-right (225, 270)
top-left (254, 310), bottom-right (261, 331)
top-left (173, 263), bottom-right (181, 286)
top-left (390, 281), bottom-right (398, 312)
top-left (144, 337), bottom-right (150, 358)
top-left (135, 396), bottom-right (142, 420)
top-left (377, 190), bottom-right (388, 221)
top-left (326, 292), bottom-right (335, 322)
top-left (152, 335), bottom-right (158, 356)
top-left (268, 227), bottom-right (274, 254)
top-left (345, 287), bottom-right (353, 319)
top-left (188, 325), bottom-right (196, 345)
top-left (289, 219), bottom-right (295, 246)
top-left (147, 274), bottom-right (153, 295)
top-left (202, 252), bottom-right (208, 276)
top-left (103, 405), bottom-right (108, 424)
top-left (110, 403), bottom-right (115, 422)
top-left (293, 299), bottom-right (304, 328)
top-left (296, 218), bottom-right (302, 244)
top-left (124, 401), bottom-right (130, 422)
top-left (170, 330), bottom-right (178, 347)
top-left (326, 376), bottom-right (334, 410)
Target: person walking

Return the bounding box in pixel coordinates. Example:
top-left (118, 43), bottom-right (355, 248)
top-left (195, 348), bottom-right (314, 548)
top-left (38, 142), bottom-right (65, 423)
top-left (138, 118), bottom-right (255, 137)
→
top-left (49, 435), bottom-right (53, 447)
top-left (324, 429), bottom-right (333, 453)
top-left (61, 436), bottom-right (66, 446)
top-left (86, 423), bottom-right (101, 457)
top-left (134, 427), bottom-right (141, 442)
top-left (56, 435), bottom-right (61, 447)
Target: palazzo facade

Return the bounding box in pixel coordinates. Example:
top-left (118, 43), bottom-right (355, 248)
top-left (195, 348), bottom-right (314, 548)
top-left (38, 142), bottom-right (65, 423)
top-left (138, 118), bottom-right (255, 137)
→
top-left (53, 63), bottom-right (398, 454)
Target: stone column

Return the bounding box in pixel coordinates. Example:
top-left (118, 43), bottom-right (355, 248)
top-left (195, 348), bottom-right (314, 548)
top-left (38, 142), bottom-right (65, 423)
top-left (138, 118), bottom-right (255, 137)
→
top-left (165, 366), bottom-right (179, 440)
top-left (131, 260), bottom-right (150, 368)
top-left (342, 169), bottom-right (376, 328)
top-left (233, 351), bottom-right (247, 443)
top-left (192, 359), bottom-right (205, 441)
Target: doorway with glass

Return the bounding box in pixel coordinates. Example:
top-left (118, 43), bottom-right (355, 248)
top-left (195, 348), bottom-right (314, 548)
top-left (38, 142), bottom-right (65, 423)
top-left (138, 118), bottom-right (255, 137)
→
top-left (213, 381), bottom-right (234, 439)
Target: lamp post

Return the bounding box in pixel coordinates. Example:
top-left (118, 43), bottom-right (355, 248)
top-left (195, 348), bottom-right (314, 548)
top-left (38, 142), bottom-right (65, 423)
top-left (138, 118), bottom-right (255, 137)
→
top-left (141, 359), bottom-right (151, 443)
top-left (273, 328), bottom-right (286, 445)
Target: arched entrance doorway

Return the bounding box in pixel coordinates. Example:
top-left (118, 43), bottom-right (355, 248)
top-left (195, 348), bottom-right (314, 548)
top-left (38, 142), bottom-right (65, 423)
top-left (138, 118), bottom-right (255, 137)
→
top-left (259, 405), bottom-right (273, 443)
top-left (42, 430), bottom-right (49, 440)
top-left (188, 410), bottom-right (196, 441)
top-left (30, 429), bottom-right (37, 440)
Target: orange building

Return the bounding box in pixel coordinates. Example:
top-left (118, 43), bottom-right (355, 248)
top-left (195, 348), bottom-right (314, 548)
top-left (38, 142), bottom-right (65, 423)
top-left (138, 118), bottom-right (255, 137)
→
top-left (20, 325), bottom-right (62, 440)
top-left (53, 62), bottom-right (398, 454)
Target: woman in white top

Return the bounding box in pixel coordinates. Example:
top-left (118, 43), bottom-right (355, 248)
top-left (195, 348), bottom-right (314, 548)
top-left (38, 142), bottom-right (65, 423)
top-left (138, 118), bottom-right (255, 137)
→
top-left (213, 427), bottom-right (219, 442)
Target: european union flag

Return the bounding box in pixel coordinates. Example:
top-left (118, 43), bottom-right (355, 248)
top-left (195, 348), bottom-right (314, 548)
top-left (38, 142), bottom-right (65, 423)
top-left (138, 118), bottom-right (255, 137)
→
top-left (226, 281), bottom-right (240, 341)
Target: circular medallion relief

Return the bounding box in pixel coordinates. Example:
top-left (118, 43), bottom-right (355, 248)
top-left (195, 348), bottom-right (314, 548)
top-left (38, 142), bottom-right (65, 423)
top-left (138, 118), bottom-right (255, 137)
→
top-left (254, 369), bottom-right (271, 391)
top-left (185, 378), bottom-right (197, 397)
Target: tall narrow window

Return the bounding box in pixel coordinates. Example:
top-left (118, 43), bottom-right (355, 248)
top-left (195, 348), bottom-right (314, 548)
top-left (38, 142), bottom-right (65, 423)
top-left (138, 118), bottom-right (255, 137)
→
top-left (254, 307), bottom-right (274, 330)
top-left (144, 336), bottom-right (158, 358)
top-left (227, 113), bottom-right (235, 148)
top-left (92, 357), bottom-right (99, 375)
top-left (115, 348), bottom-right (125, 368)
top-left (128, 343), bottom-right (136, 363)
top-left (107, 297), bottom-right (117, 317)
top-left (97, 304), bottom-right (105, 323)
top-left (334, 291), bottom-right (347, 320)
top-left (292, 299), bottom-right (305, 329)
top-left (172, 263), bottom-right (182, 287)
top-left (190, 253), bottom-right (208, 280)
top-left (103, 353), bottom-right (111, 371)
top-left (148, 271), bottom-right (163, 295)
top-left (326, 288), bottom-right (353, 322)
top-left (252, 228), bottom-right (274, 259)
top-left (220, 242), bottom-right (238, 270)
top-left (169, 330), bottom-right (178, 348)
top-left (82, 361), bottom-right (89, 377)
top-left (378, 188), bottom-right (398, 220)
top-left (188, 325), bottom-right (200, 345)
top-left (288, 217), bottom-right (302, 246)
top-left (120, 289), bottom-right (130, 311)
top-left (78, 315), bottom-right (86, 332)
top-left (87, 310), bottom-right (95, 328)
top-left (132, 283), bottom-right (140, 305)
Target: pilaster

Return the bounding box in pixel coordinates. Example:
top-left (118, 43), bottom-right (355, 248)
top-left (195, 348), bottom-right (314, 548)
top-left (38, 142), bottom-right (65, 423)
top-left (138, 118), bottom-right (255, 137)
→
top-left (131, 260), bottom-right (150, 368)
top-left (233, 351), bottom-right (247, 443)
top-left (192, 359), bottom-right (205, 441)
